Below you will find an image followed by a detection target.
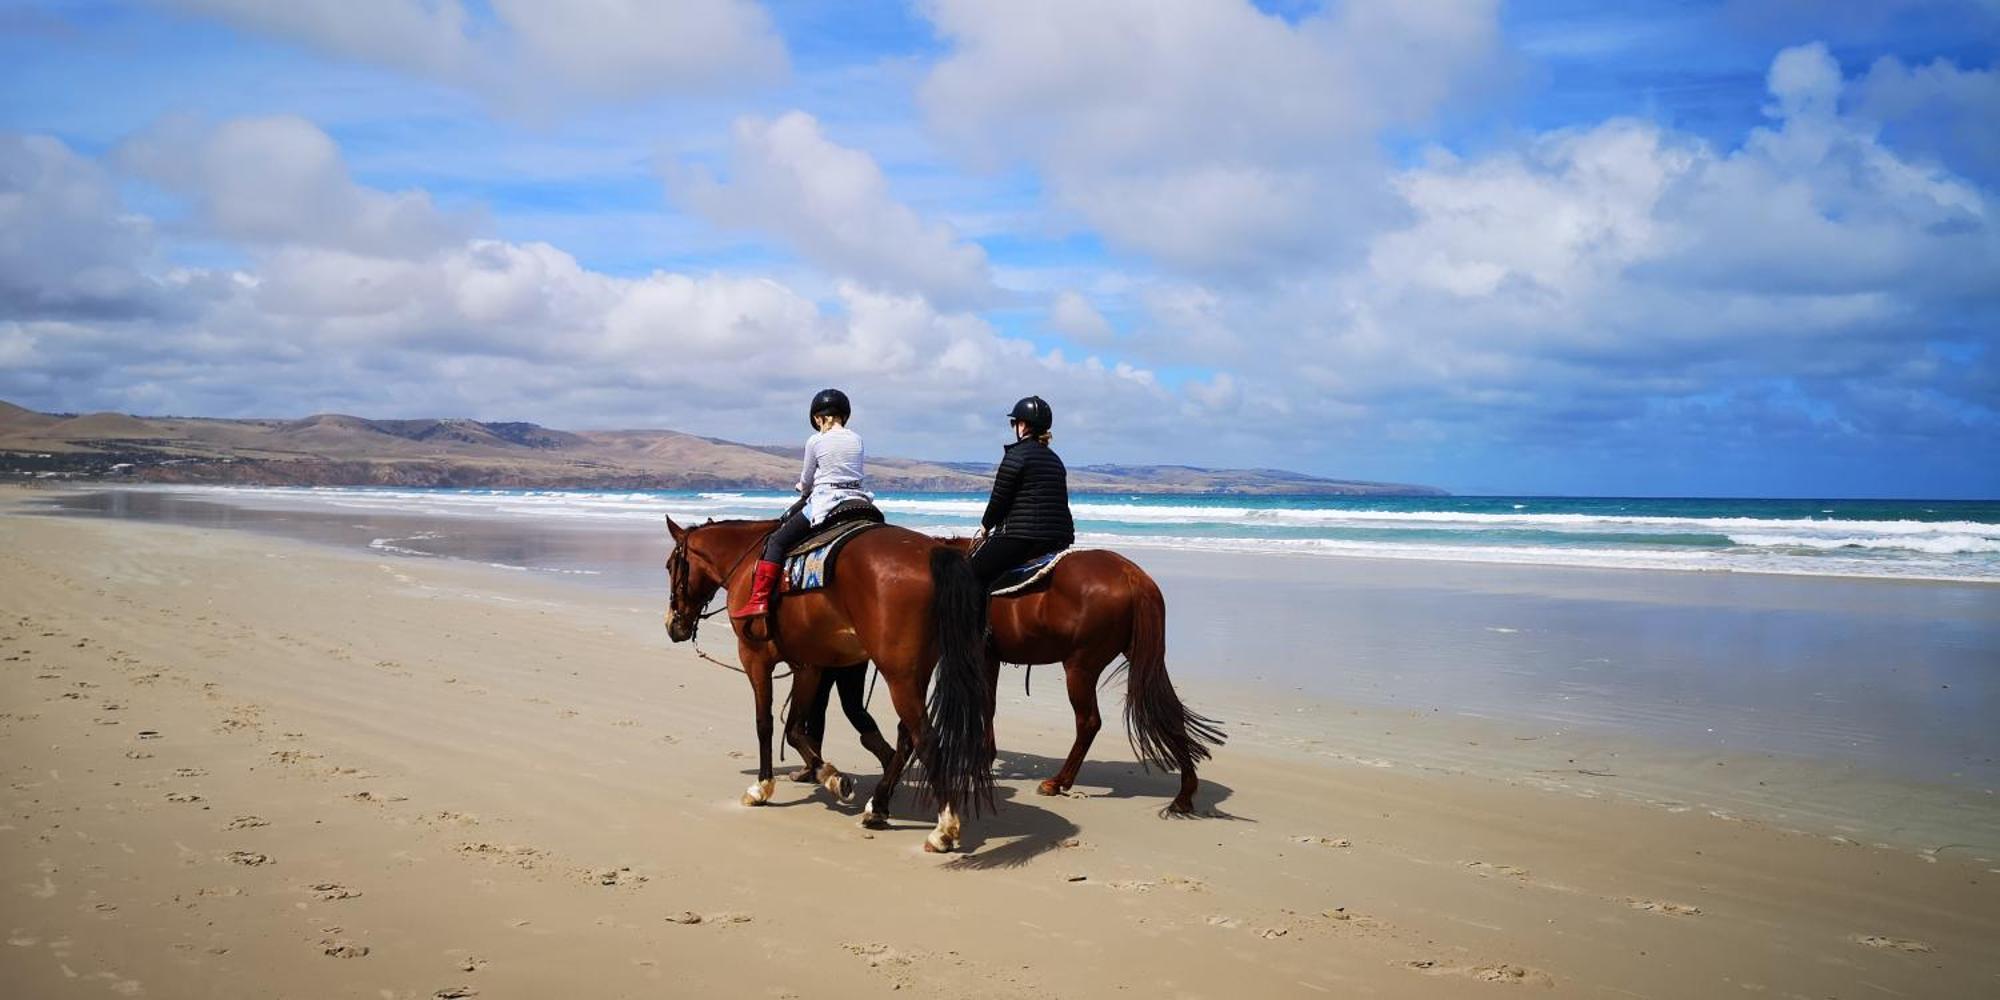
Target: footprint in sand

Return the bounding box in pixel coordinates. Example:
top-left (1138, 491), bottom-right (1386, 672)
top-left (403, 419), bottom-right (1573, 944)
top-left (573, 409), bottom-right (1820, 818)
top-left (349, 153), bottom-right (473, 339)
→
top-left (165, 793), bottom-right (203, 804)
top-left (1626, 898), bottom-right (1701, 917)
top-left (309, 882), bottom-right (361, 901)
top-left (225, 816), bottom-right (268, 830)
top-left (589, 867), bottom-right (649, 887)
top-left (1852, 934), bottom-right (1933, 953)
top-left (1404, 959), bottom-right (1553, 986)
top-left (1293, 835), bottom-right (1352, 848)
top-left (433, 989), bottom-right (479, 999)
top-left (321, 940), bottom-right (369, 958)
top-left (843, 942), bottom-right (918, 988)
top-left (455, 843), bottom-right (544, 869)
top-left (1463, 861), bottom-right (1531, 879)
top-left (223, 851), bottom-right (271, 866)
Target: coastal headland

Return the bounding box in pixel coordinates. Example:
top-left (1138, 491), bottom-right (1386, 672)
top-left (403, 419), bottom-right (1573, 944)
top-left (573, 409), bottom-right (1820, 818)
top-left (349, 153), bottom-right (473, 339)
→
top-left (0, 401), bottom-right (1442, 496)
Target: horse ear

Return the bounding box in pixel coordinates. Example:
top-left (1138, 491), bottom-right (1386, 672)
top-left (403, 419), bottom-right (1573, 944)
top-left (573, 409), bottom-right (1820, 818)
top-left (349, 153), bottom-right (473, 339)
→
top-left (665, 515), bottom-right (684, 542)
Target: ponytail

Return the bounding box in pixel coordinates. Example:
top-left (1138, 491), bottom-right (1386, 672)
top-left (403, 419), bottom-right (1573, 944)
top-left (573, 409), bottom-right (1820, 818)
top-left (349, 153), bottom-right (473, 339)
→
top-left (1034, 430), bottom-right (1053, 445)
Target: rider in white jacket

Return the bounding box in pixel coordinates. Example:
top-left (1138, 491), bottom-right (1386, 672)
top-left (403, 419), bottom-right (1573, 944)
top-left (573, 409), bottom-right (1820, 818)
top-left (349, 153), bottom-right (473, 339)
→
top-left (734, 388), bottom-right (870, 618)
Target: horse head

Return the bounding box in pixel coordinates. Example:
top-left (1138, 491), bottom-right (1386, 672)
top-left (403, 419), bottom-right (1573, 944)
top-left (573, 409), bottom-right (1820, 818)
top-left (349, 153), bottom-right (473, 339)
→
top-left (663, 515), bottom-right (723, 643)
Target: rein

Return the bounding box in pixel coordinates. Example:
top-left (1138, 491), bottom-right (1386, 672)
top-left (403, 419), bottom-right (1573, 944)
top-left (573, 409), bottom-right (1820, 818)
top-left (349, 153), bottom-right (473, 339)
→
top-left (675, 533), bottom-right (790, 680)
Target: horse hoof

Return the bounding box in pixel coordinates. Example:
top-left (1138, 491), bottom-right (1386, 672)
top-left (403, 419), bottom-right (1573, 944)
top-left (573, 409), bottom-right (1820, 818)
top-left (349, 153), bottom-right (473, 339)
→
top-left (741, 779), bottom-right (775, 807)
top-left (788, 767), bottom-right (816, 784)
top-left (1036, 779), bottom-right (1064, 796)
top-left (1165, 798), bottom-right (1195, 815)
top-left (923, 836), bottom-right (954, 854)
top-left (859, 811), bottom-right (889, 830)
top-left (827, 773), bottom-right (856, 803)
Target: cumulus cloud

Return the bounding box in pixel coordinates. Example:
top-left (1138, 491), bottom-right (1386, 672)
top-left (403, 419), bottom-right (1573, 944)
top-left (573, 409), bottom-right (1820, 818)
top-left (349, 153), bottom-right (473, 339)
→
top-left (1144, 42), bottom-right (1998, 468)
top-left (0, 116), bottom-right (1179, 460)
top-left (673, 111), bottom-right (998, 308)
top-left (1852, 52), bottom-right (2000, 179)
top-left (0, 135), bottom-right (164, 320)
top-left (1047, 290), bottom-right (1115, 345)
top-left (919, 0), bottom-right (1501, 277)
top-left (117, 115), bottom-right (476, 255)
top-left (165, 0), bottom-right (786, 105)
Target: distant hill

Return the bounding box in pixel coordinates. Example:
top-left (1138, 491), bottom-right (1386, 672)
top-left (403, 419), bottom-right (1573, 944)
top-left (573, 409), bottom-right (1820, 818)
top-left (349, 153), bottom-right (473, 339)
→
top-left (0, 401), bottom-right (1446, 496)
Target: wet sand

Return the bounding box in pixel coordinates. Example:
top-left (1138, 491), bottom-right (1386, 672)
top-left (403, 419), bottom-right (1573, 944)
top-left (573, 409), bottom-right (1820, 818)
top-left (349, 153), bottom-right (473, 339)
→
top-left (3, 486), bottom-right (1998, 998)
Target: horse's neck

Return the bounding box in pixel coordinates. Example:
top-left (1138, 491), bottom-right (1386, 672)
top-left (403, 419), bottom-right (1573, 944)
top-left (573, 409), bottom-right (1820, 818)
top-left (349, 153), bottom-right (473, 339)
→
top-left (699, 521), bottom-right (778, 580)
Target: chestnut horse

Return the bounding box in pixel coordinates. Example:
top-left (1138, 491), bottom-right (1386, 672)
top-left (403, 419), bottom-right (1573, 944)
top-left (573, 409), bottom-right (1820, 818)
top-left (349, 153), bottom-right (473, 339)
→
top-left (952, 540), bottom-right (1223, 814)
top-left (665, 516), bottom-right (991, 853)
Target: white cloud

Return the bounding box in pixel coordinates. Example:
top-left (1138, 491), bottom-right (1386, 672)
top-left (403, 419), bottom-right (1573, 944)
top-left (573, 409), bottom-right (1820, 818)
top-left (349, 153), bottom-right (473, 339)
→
top-left (1149, 42), bottom-right (1998, 449)
top-left (117, 115), bottom-right (476, 255)
top-left (673, 111), bottom-right (998, 308)
top-left (1, 117), bottom-right (1189, 461)
top-left (918, 0), bottom-right (1501, 277)
top-left (1852, 52), bottom-right (2000, 178)
top-left (165, 0), bottom-right (786, 106)
top-left (1047, 290), bottom-right (1114, 345)
top-left (0, 135), bottom-right (162, 320)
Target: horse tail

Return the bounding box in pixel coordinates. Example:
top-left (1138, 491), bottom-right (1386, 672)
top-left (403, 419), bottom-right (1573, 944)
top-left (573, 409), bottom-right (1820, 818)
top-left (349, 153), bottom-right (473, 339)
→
top-left (923, 546), bottom-right (994, 814)
top-left (1123, 567), bottom-right (1225, 772)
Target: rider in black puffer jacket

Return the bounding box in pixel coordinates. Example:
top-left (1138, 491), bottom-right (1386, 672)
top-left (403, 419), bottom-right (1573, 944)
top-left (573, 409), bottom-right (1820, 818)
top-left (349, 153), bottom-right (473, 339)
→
top-left (970, 395), bottom-right (1075, 587)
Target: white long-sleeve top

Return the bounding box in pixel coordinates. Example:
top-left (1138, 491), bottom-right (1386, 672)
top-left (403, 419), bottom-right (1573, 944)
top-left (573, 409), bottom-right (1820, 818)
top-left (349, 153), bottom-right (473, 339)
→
top-left (797, 425), bottom-right (870, 524)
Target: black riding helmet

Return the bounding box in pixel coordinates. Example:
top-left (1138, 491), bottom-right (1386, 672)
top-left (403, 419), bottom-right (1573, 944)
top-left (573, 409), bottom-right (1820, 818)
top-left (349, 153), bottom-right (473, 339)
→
top-left (1007, 395), bottom-right (1052, 435)
top-left (809, 388), bottom-right (851, 428)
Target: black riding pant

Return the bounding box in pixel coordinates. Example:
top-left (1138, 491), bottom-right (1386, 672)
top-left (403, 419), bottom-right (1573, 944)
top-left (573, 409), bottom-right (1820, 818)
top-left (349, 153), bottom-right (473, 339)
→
top-left (761, 511), bottom-right (811, 563)
top-left (968, 534), bottom-right (1063, 588)
top-left (801, 664), bottom-right (880, 748)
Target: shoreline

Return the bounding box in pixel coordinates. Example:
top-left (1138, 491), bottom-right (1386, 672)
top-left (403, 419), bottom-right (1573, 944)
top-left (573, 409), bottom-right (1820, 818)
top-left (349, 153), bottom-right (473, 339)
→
top-left (3, 496), bottom-right (1998, 997)
top-left (21, 485), bottom-right (2000, 820)
top-left (37, 481), bottom-right (2000, 585)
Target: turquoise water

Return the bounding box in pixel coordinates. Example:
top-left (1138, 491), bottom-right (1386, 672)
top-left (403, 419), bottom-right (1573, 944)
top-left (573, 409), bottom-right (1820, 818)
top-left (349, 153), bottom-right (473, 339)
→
top-left (215, 487), bottom-right (2000, 583)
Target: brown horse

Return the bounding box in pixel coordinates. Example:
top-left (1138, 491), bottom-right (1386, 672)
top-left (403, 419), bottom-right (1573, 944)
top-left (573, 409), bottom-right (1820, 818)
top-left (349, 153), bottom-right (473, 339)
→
top-left (665, 517), bottom-right (991, 852)
top-left (947, 540), bottom-right (1223, 814)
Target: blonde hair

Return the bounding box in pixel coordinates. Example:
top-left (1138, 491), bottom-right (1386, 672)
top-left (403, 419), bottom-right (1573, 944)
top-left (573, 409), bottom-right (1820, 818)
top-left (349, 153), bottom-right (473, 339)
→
top-left (1032, 430), bottom-right (1053, 445)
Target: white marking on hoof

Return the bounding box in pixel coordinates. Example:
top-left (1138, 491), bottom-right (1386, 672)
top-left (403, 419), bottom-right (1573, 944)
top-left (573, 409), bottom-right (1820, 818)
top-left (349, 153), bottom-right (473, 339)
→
top-left (821, 766), bottom-right (854, 802)
top-left (859, 809), bottom-right (879, 829)
top-left (924, 830), bottom-right (955, 853)
top-left (740, 779), bottom-right (774, 807)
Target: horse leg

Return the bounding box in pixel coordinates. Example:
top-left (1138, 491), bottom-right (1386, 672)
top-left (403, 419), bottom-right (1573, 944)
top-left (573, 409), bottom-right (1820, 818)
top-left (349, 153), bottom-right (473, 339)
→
top-left (981, 650), bottom-right (1001, 770)
top-left (740, 646), bottom-right (779, 807)
top-left (1041, 652), bottom-right (1113, 797)
top-left (860, 722), bottom-right (911, 829)
top-left (782, 665), bottom-right (846, 800)
top-left (872, 672), bottom-right (959, 852)
top-left (929, 802), bottom-right (961, 855)
top-left (789, 665), bottom-right (835, 783)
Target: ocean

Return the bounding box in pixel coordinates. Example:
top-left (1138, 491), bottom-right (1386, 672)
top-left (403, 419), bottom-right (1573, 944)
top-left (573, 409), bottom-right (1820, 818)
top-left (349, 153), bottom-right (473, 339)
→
top-left (168, 486), bottom-right (2000, 583)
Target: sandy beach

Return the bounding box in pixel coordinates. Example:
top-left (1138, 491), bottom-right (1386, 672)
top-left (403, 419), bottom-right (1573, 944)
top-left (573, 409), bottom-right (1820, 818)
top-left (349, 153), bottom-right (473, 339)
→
top-left (3, 490), bottom-right (1997, 998)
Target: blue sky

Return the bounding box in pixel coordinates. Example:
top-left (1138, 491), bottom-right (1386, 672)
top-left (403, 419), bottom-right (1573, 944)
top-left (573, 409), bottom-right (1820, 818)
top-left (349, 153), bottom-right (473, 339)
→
top-left (2, 0), bottom-right (1996, 497)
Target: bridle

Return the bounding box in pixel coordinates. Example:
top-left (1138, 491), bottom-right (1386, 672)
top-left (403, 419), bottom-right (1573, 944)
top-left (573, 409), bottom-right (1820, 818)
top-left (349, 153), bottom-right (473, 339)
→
top-left (665, 524), bottom-right (782, 677)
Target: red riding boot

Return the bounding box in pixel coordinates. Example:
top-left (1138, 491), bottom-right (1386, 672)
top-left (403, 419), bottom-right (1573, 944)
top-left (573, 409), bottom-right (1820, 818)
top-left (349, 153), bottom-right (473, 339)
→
top-left (732, 560), bottom-right (782, 618)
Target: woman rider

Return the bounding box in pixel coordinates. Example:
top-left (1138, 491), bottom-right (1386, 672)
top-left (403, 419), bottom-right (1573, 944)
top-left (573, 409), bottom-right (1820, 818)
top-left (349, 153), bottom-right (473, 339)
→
top-left (734, 388), bottom-right (870, 619)
top-left (969, 395), bottom-right (1075, 587)
top-left (732, 388), bottom-right (890, 779)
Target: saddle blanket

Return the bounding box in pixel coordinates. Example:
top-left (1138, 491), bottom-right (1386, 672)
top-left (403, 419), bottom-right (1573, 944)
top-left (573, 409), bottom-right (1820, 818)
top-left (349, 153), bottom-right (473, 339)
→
top-left (990, 548), bottom-right (1073, 596)
top-left (780, 513), bottom-right (882, 593)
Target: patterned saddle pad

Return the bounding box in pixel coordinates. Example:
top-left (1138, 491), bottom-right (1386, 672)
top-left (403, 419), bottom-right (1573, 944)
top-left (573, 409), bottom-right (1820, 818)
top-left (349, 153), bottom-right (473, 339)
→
top-left (989, 548), bottom-right (1073, 596)
top-left (780, 502), bottom-right (884, 594)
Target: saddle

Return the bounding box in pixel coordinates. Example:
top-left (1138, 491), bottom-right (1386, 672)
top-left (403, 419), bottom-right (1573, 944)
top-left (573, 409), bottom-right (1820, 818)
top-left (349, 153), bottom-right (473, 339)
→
top-left (988, 548), bottom-right (1073, 596)
top-left (779, 500), bottom-right (885, 594)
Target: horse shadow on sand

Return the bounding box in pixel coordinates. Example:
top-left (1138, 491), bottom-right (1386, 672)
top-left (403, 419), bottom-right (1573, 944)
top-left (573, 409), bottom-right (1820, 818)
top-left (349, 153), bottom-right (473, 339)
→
top-left (736, 747), bottom-right (1247, 871)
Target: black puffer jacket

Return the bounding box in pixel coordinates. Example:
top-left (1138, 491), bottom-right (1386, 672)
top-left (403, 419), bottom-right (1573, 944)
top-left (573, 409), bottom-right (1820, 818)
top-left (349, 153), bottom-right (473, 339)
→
top-left (980, 437), bottom-right (1074, 545)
